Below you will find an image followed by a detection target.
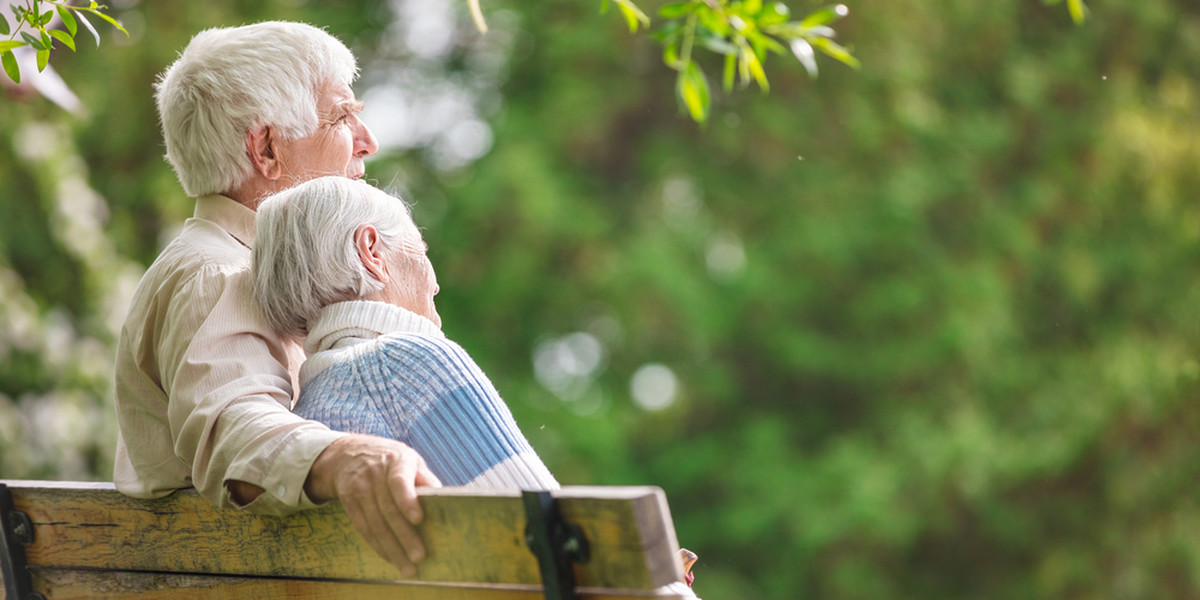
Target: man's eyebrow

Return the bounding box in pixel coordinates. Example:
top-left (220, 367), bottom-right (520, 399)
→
top-left (339, 99), bottom-right (365, 115)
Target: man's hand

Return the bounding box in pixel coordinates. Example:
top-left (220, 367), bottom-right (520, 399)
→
top-left (305, 434), bottom-right (442, 577)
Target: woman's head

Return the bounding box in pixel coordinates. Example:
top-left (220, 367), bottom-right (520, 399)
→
top-left (253, 177), bottom-right (439, 337)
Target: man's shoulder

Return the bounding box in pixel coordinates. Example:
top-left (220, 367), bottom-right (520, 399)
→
top-left (151, 218), bottom-right (250, 274)
top-left (134, 220), bottom-right (249, 295)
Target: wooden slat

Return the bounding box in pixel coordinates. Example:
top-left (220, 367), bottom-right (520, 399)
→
top-left (0, 481), bottom-right (683, 592)
top-left (25, 568), bottom-right (688, 600)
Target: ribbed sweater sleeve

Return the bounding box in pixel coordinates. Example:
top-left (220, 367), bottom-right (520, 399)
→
top-left (296, 334), bottom-right (558, 490)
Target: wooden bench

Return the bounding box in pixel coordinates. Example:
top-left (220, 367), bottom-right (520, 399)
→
top-left (0, 480), bottom-right (687, 600)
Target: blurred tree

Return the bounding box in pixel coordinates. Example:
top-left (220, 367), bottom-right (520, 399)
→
top-left (2, 0), bottom-right (1198, 599)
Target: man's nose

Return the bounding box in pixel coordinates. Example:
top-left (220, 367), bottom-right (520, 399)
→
top-left (355, 119), bottom-right (379, 158)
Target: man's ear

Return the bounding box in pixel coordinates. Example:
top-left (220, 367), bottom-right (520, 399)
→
top-left (354, 224), bottom-right (389, 283)
top-left (245, 124), bottom-right (283, 180)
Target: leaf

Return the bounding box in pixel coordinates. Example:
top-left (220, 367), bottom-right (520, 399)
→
top-left (650, 20), bottom-right (682, 43)
top-left (1066, 0), bottom-right (1087, 24)
top-left (0, 41), bottom-right (23, 52)
top-left (790, 38), bottom-right (818, 77)
top-left (659, 1), bottom-right (696, 19)
top-left (662, 40), bottom-right (680, 68)
top-left (696, 30), bottom-right (738, 56)
top-left (745, 48), bottom-right (768, 91)
top-left (0, 14), bottom-right (9, 36)
top-left (21, 31), bottom-right (46, 51)
top-left (49, 29), bottom-right (75, 51)
top-left (677, 60), bottom-right (710, 123)
top-left (36, 48), bottom-right (48, 72)
top-left (810, 36), bottom-right (861, 69)
top-left (760, 3), bottom-right (790, 24)
top-left (39, 9), bottom-right (54, 26)
top-left (800, 4), bottom-right (849, 28)
top-left (56, 6), bottom-right (76, 36)
top-left (88, 8), bottom-right (128, 36)
top-left (1, 49), bottom-right (19, 83)
top-left (615, 0), bottom-right (650, 33)
top-left (77, 10), bottom-right (100, 46)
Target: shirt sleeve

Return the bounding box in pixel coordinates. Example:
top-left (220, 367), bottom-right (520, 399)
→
top-left (160, 265), bottom-right (346, 515)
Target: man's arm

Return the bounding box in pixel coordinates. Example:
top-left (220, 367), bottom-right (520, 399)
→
top-left (161, 268), bottom-right (440, 574)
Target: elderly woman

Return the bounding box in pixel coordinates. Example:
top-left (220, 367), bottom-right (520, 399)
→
top-left (252, 176), bottom-right (558, 490)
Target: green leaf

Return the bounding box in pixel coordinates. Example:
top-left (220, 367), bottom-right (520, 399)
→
top-left (677, 60), bottom-right (710, 123)
top-left (662, 40), bottom-right (680, 68)
top-left (650, 20), bottom-right (683, 44)
top-left (76, 10), bottom-right (100, 46)
top-left (696, 31), bottom-right (739, 56)
top-left (0, 41), bottom-right (22, 52)
top-left (810, 36), bottom-right (861, 69)
top-left (88, 8), bottom-right (128, 36)
top-left (49, 29), bottom-right (75, 52)
top-left (1, 49), bottom-right (19, 83)
top-left (1066, 0), bottom-right (1087, 24)
top-left (21, 31), bottom-right (46, 51)
top-left (0, 14), bottom-right (10, 36)
top-left (36, 48), bottom-right (48, 72)
top-left (659, 1), bottom-right (696, 19)
top-left (615, 0), bottom-right (650, 33)
top-left (56, 6), bottom-right (77, 36)
top-left (800, 4), bottom-right (849, 28)
top-left (40, 30), bottom-right (52, 50)
top-left (39, 9), bottom-right (54, 26)
top-left (758, 3), bottom-right (789, 26)
top-left (745, 48), bottom-right (768, 91)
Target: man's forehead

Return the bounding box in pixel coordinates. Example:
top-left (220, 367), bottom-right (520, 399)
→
top-left (317, 81), bottom-right (357, 108)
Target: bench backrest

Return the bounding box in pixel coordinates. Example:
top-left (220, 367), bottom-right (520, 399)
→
top-left (0, 480), bottom-right (685, 599)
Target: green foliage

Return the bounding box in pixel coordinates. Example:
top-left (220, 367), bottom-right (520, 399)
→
top-left (0, 0), bottom-right (126, 84)
top-left (642, 1), bottom-right (859, 123)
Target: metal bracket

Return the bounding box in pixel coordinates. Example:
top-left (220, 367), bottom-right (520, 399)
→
top-left (523, 491), bottom-right (590, 600)
top-left (1, 483), bottom-right (42, 600)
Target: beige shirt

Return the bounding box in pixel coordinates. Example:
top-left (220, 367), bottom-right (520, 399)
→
top-left (113, 194), bottom-right (345, 514)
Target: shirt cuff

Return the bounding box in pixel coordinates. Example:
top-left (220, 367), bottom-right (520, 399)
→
top-left (228, 427), bottom-right (348, 514)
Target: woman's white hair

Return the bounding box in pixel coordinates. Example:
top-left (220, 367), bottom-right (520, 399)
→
top-left (253, 177), bottom-right (413, 337)
top-left (155, 21), bottom-right (358, 197)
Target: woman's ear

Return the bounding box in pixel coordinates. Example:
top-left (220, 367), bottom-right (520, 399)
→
top-left (354, 224), bottom-right (389, 283)
top-left (245, 124), bottom-right (283, 180)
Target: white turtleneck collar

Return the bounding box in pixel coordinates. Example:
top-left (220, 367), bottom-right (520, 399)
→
top-left (304, 300), bottom-right (444, 357)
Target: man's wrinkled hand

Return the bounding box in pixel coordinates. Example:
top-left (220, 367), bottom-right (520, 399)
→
top-left (305, 434), bottom-right (442, 576)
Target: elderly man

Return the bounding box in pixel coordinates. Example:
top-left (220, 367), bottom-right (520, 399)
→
top-left (113, 22), bottom-right (435, 577)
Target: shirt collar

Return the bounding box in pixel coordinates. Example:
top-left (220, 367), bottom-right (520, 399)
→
top-left (193, 194), bottom-right (257, 249)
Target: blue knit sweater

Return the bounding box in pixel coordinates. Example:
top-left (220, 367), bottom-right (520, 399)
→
top-left (296, 301), bottom-right (558, 490)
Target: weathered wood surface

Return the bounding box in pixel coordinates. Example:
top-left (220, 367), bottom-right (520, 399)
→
top-left (0, 480), bottom-right (684, 598)
top-left (26, 568), bottom-right (681, 600)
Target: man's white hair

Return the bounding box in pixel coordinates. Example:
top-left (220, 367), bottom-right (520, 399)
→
top-left (253, 177), bottom-right (413, 337)
top-left (155, 21), bottom-right (358, 197)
